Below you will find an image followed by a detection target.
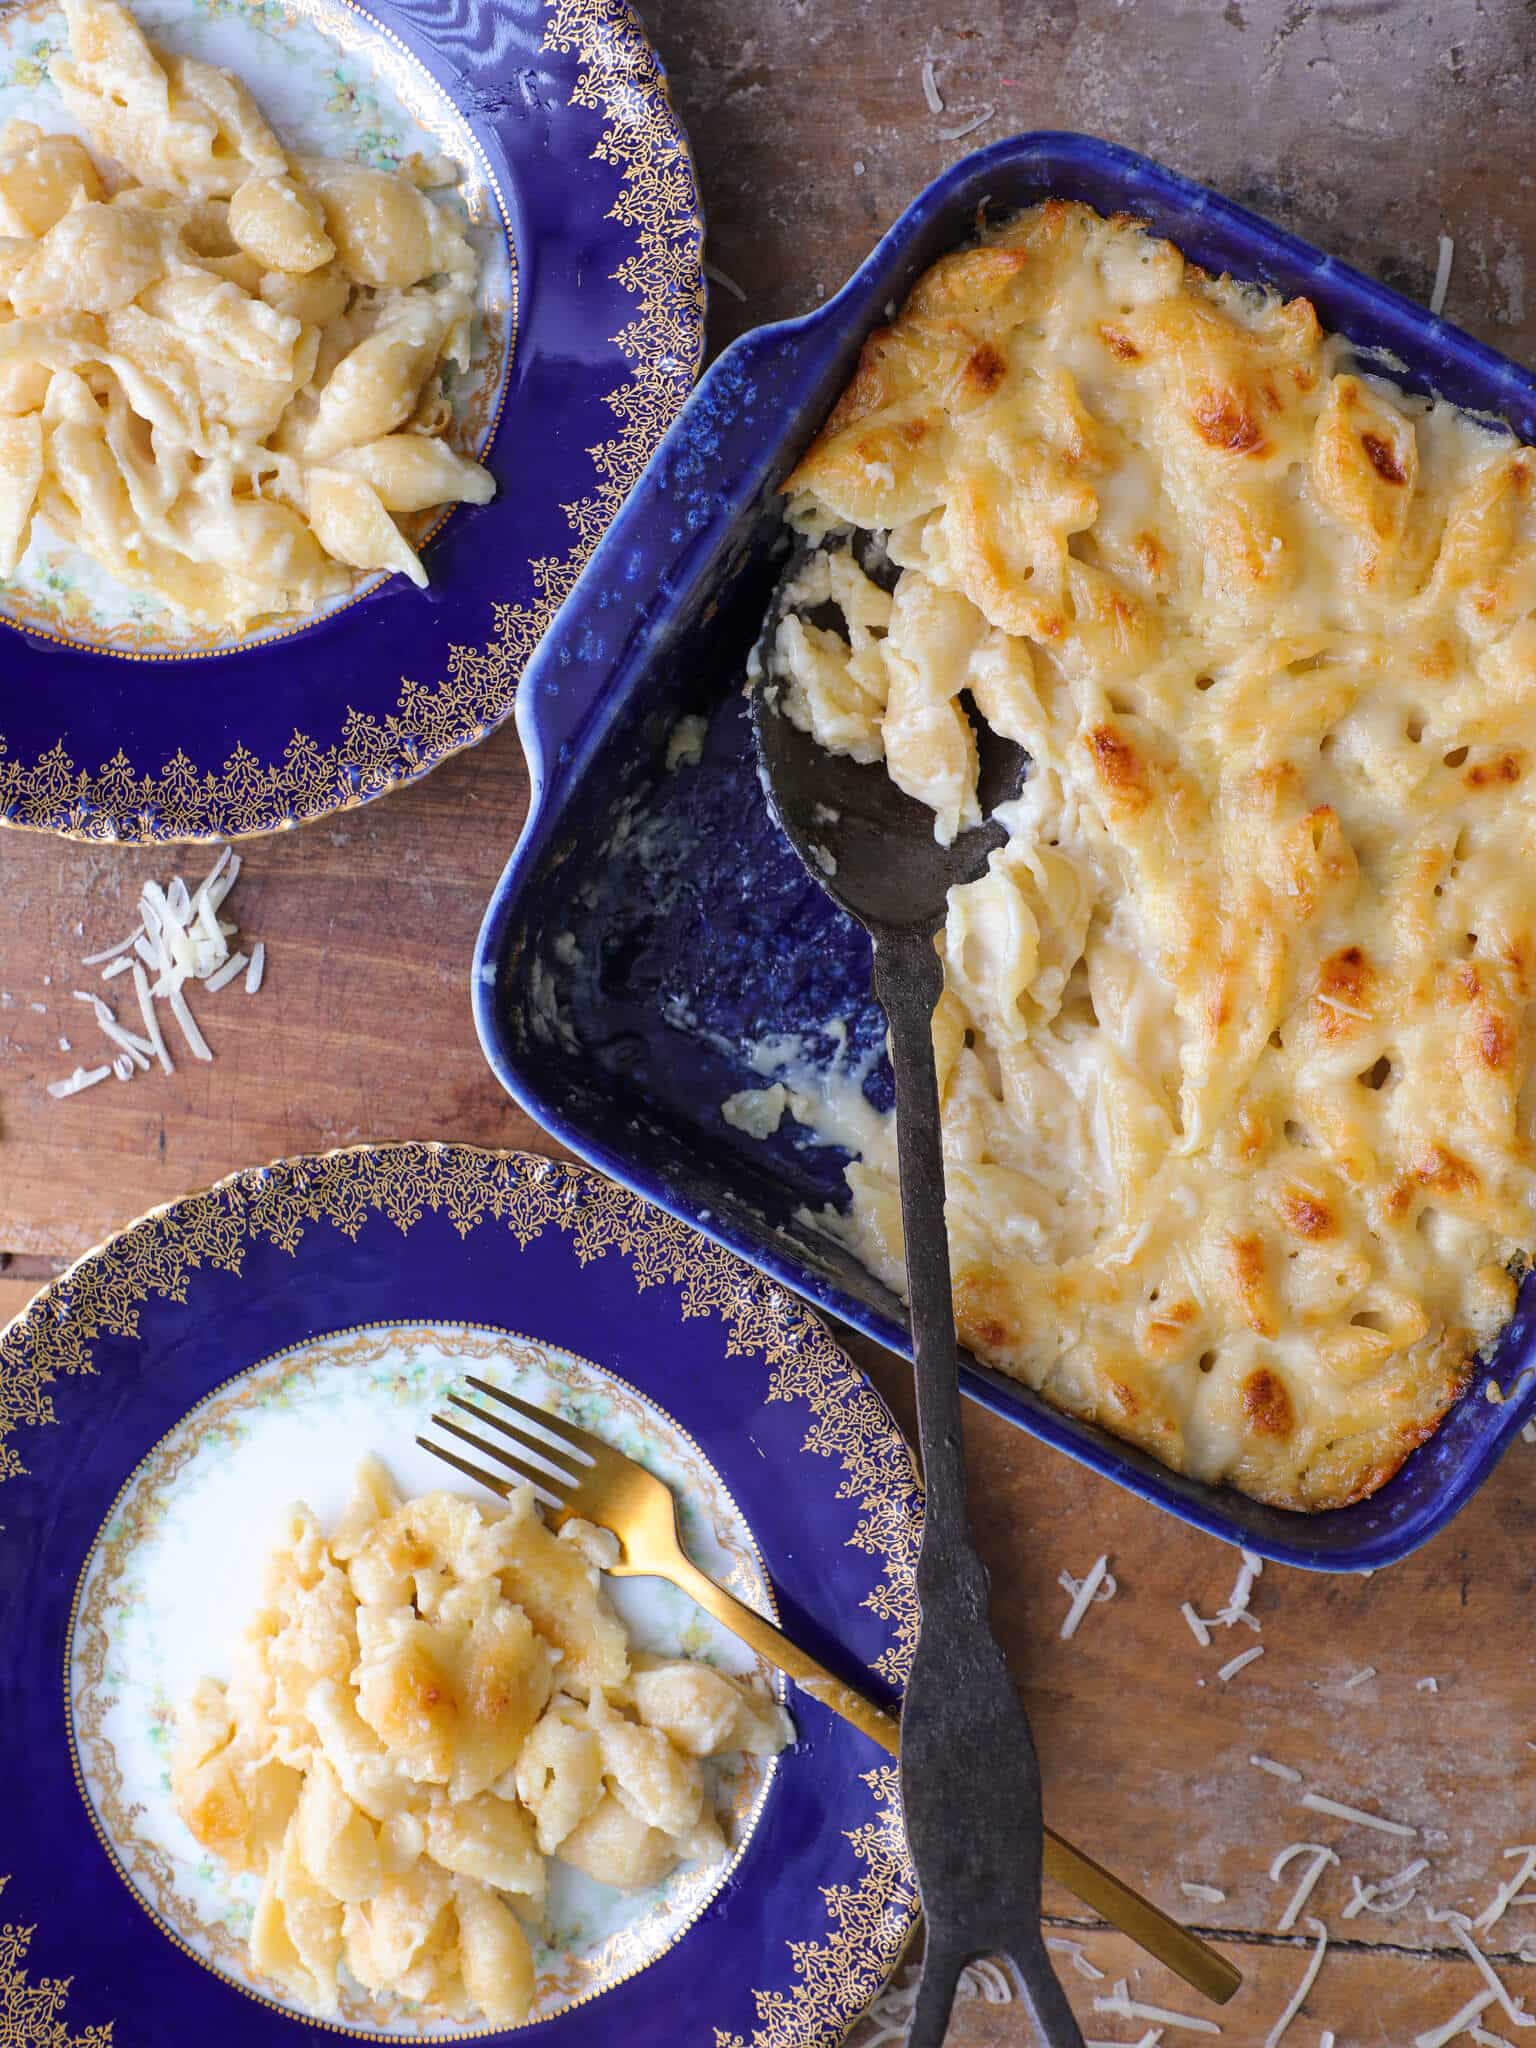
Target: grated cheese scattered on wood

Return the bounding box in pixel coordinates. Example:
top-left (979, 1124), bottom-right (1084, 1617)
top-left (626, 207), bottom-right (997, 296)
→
top-left (937, 105), bottom-right (996, 142)
top-left (1341, 1666), bottom-right (1376, 1690)
top-left (168, 985), bottom-right (212, 1063)
top-left (1346, 1856), bottom-right (1430, 1919)
top-left (204, 952), bottom-right (249, 995)
top-left (1419, 1676), bottom-right (1442, 1693)
top-left (1430, 234), bottom-right (1456, 318)
top-left (1474, 1848), bottom-right (1536, 1934)
top-left (1251, 1755), bottom-right (1303, 1783)
top-left (957, 1958), bottom-right (1013, 2003)
top-left (46, 847), bottom-right (263, 1099)
top-left (1217, 1645), bottom-right (1264, 1682)
top-left (47, 1064), bottom-right (112, 1098)
top-left (703, 259), bottom-right (747, 303)
top-left (1093, 1981), bottom-right (1221, 2034)
top-left (1181, 1882), bottom-right (1226, 1904)
top-left (1418, 1992), bottom-right (1499, 2048)
top-left (920, 55), bottom-right (944, 112)
top-left (1181, 1601), bottom-right (1212, 1647)
top-left (1268, 1843), bottom-right (1338, 1933)
top-left (1439, 1912), bottom-right (1536, 2030)
top-left (1265, 1920), bottom-right (1327, 2048)
top-left (1060, 1553), bottom-right (1114, 1639)
top-left (1301, 1790), bottom-right (1415, 1837)
top-left (1046, 1937), bottom-right (1105, 1982)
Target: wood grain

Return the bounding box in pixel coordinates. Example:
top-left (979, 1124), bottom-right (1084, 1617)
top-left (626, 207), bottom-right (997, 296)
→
top-left (6, 0), bottom-right (1536, 2038)
top-left (856, 1932), bottom-right (1536, 2047)
top-left (0, 721), bottom-right (541, 1259)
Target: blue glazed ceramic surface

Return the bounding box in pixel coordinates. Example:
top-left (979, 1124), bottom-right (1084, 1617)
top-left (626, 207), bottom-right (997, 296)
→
top-left (473, 132), bottom-right (1536, 1574)
top-left (0, 1143), bottom-right (920, 2043)
top-left (0, 0), bottom-right (704, 842)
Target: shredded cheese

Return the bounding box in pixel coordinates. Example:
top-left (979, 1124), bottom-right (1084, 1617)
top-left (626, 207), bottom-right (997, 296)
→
top-left (703, 260), bottom-right (747, 304)
top-left (1418, 1993), bottom-right (1499, 2048)
top-left (1264, 1919), bottom-right (1328, 2048)
top-left (1474, 1848), bottom-right (1536, 1934)
top-left (1093, 1981), bottom-right (1221, 2035)
top-left (204, 952), bottom-right (249, 995)
top-left (1300, 1791), bottom-right (1415, 1837)
top-left (47, 1063), bottom-right (111, 1098)
top-left (1060, 1553), bottom-right (1114, 1639)
top-left (1341, 1666), bottom-right (1376, 1691)
top-left (920, 55), bottom-right (944, 113)
top-left (1216, 1645), bottom-right (1264, 1682)
top-left (1181, 1882), bottom-right (1227, 1904)
top-left (1439, 1913), bottom-right (1536, 2030)
top-left (1046, 1936), bottom-right (1105, 1982)
top-left (1346, 1856), bottom-right (1430, 1919)
top-left (1268, 1843), bottom-right (1339, 1933)
top-left (46, 846), bottom-right (263, 1098)
top-left (1430, 234), bottom-right (1456, 318)
top-left (1181, 1602), bottom-right (1212, 1647)
top-left (937, 106), bottom-right (996, 142)
top-left (1251, 1755), bottom-right (1303, 1783)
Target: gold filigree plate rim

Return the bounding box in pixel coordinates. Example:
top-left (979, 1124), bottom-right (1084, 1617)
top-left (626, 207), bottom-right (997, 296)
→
top-left (0, 0), bottom-right (707, 843)
top-left (0, 1142), bottom-right (922, 2047)
top-left (63, 1316), bottom-right (787, 2038)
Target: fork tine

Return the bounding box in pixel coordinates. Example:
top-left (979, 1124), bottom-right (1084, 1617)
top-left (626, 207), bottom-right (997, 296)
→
top-left (462, 1376), bottom-right (596, 1460)
top-left (429, 1413), bottom-right (572, 1506)
top-left (416, 1434), bottom-right (514, 1499)
top-left (447, 1391), bottom-right (585, 1479)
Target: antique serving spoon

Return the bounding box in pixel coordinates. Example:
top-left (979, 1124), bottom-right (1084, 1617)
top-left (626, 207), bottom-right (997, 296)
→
top-left (748, 558), bottom-right (1085, 2046)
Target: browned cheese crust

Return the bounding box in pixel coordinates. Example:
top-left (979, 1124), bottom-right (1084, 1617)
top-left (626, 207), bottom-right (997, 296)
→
top-left (772, 200), bottom-right (1536, 1510)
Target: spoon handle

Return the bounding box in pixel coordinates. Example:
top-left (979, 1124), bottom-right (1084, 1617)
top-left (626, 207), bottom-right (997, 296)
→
top-left (871, 925), bottom-right (1084, 2048)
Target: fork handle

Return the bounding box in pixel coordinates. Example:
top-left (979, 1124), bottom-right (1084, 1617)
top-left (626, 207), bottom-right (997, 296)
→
top-left (653, 1548), bottom-right (900, 1751)
top-left (643, 1551), bottom-right (1239, 2008)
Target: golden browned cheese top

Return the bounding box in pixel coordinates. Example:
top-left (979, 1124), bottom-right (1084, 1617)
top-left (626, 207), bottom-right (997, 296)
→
top-left (775, 200), bottom-right (1536, 1510)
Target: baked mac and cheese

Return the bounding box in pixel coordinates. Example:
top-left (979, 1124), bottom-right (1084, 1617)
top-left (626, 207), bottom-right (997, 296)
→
top-left (172, 1457), bottom-right (790, 2024)
top-left (0, 0), bottom-right (494, 632)
top-left (760, 199), bottom-right (1536, 1511)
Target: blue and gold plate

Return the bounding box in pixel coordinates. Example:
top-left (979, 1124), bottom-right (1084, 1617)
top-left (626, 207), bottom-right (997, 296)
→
top-left (0, 1144), bottom-right (920, 2042)
top-left (0, 0), bottom-right (704, 841)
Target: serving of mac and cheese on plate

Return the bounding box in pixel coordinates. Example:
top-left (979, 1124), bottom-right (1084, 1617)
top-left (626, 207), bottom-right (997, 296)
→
top-left (0, 0), bottom-right (504, 649)
top-left (173, 1457), bottom-right (790, 2025)
top-left (67, 1313), bottom-right (817, 2034)
top-left (753, 198), bottom-right (1536, 1512)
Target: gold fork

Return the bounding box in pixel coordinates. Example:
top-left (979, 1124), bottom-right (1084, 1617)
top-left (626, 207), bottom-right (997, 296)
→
top-left (418, 1376), bottom-right (1240, 2009)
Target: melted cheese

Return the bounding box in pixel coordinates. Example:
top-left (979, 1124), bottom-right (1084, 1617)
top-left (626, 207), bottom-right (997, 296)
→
top-left (771, 199), bottom-right (1536, 1510)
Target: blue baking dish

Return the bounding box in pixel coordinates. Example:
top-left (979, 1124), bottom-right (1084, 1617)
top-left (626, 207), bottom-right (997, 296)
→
top-left (473, 131), bottom-right (1536, 1571)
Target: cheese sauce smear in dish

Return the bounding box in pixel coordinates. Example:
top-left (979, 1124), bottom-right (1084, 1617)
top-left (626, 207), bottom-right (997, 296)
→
top-left (754, 199), bottom-right (1536, 1511)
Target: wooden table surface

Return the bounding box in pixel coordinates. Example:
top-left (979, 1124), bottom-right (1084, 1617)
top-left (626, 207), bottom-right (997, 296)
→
top-left (3, 2), bottom-right (1535, 2042)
